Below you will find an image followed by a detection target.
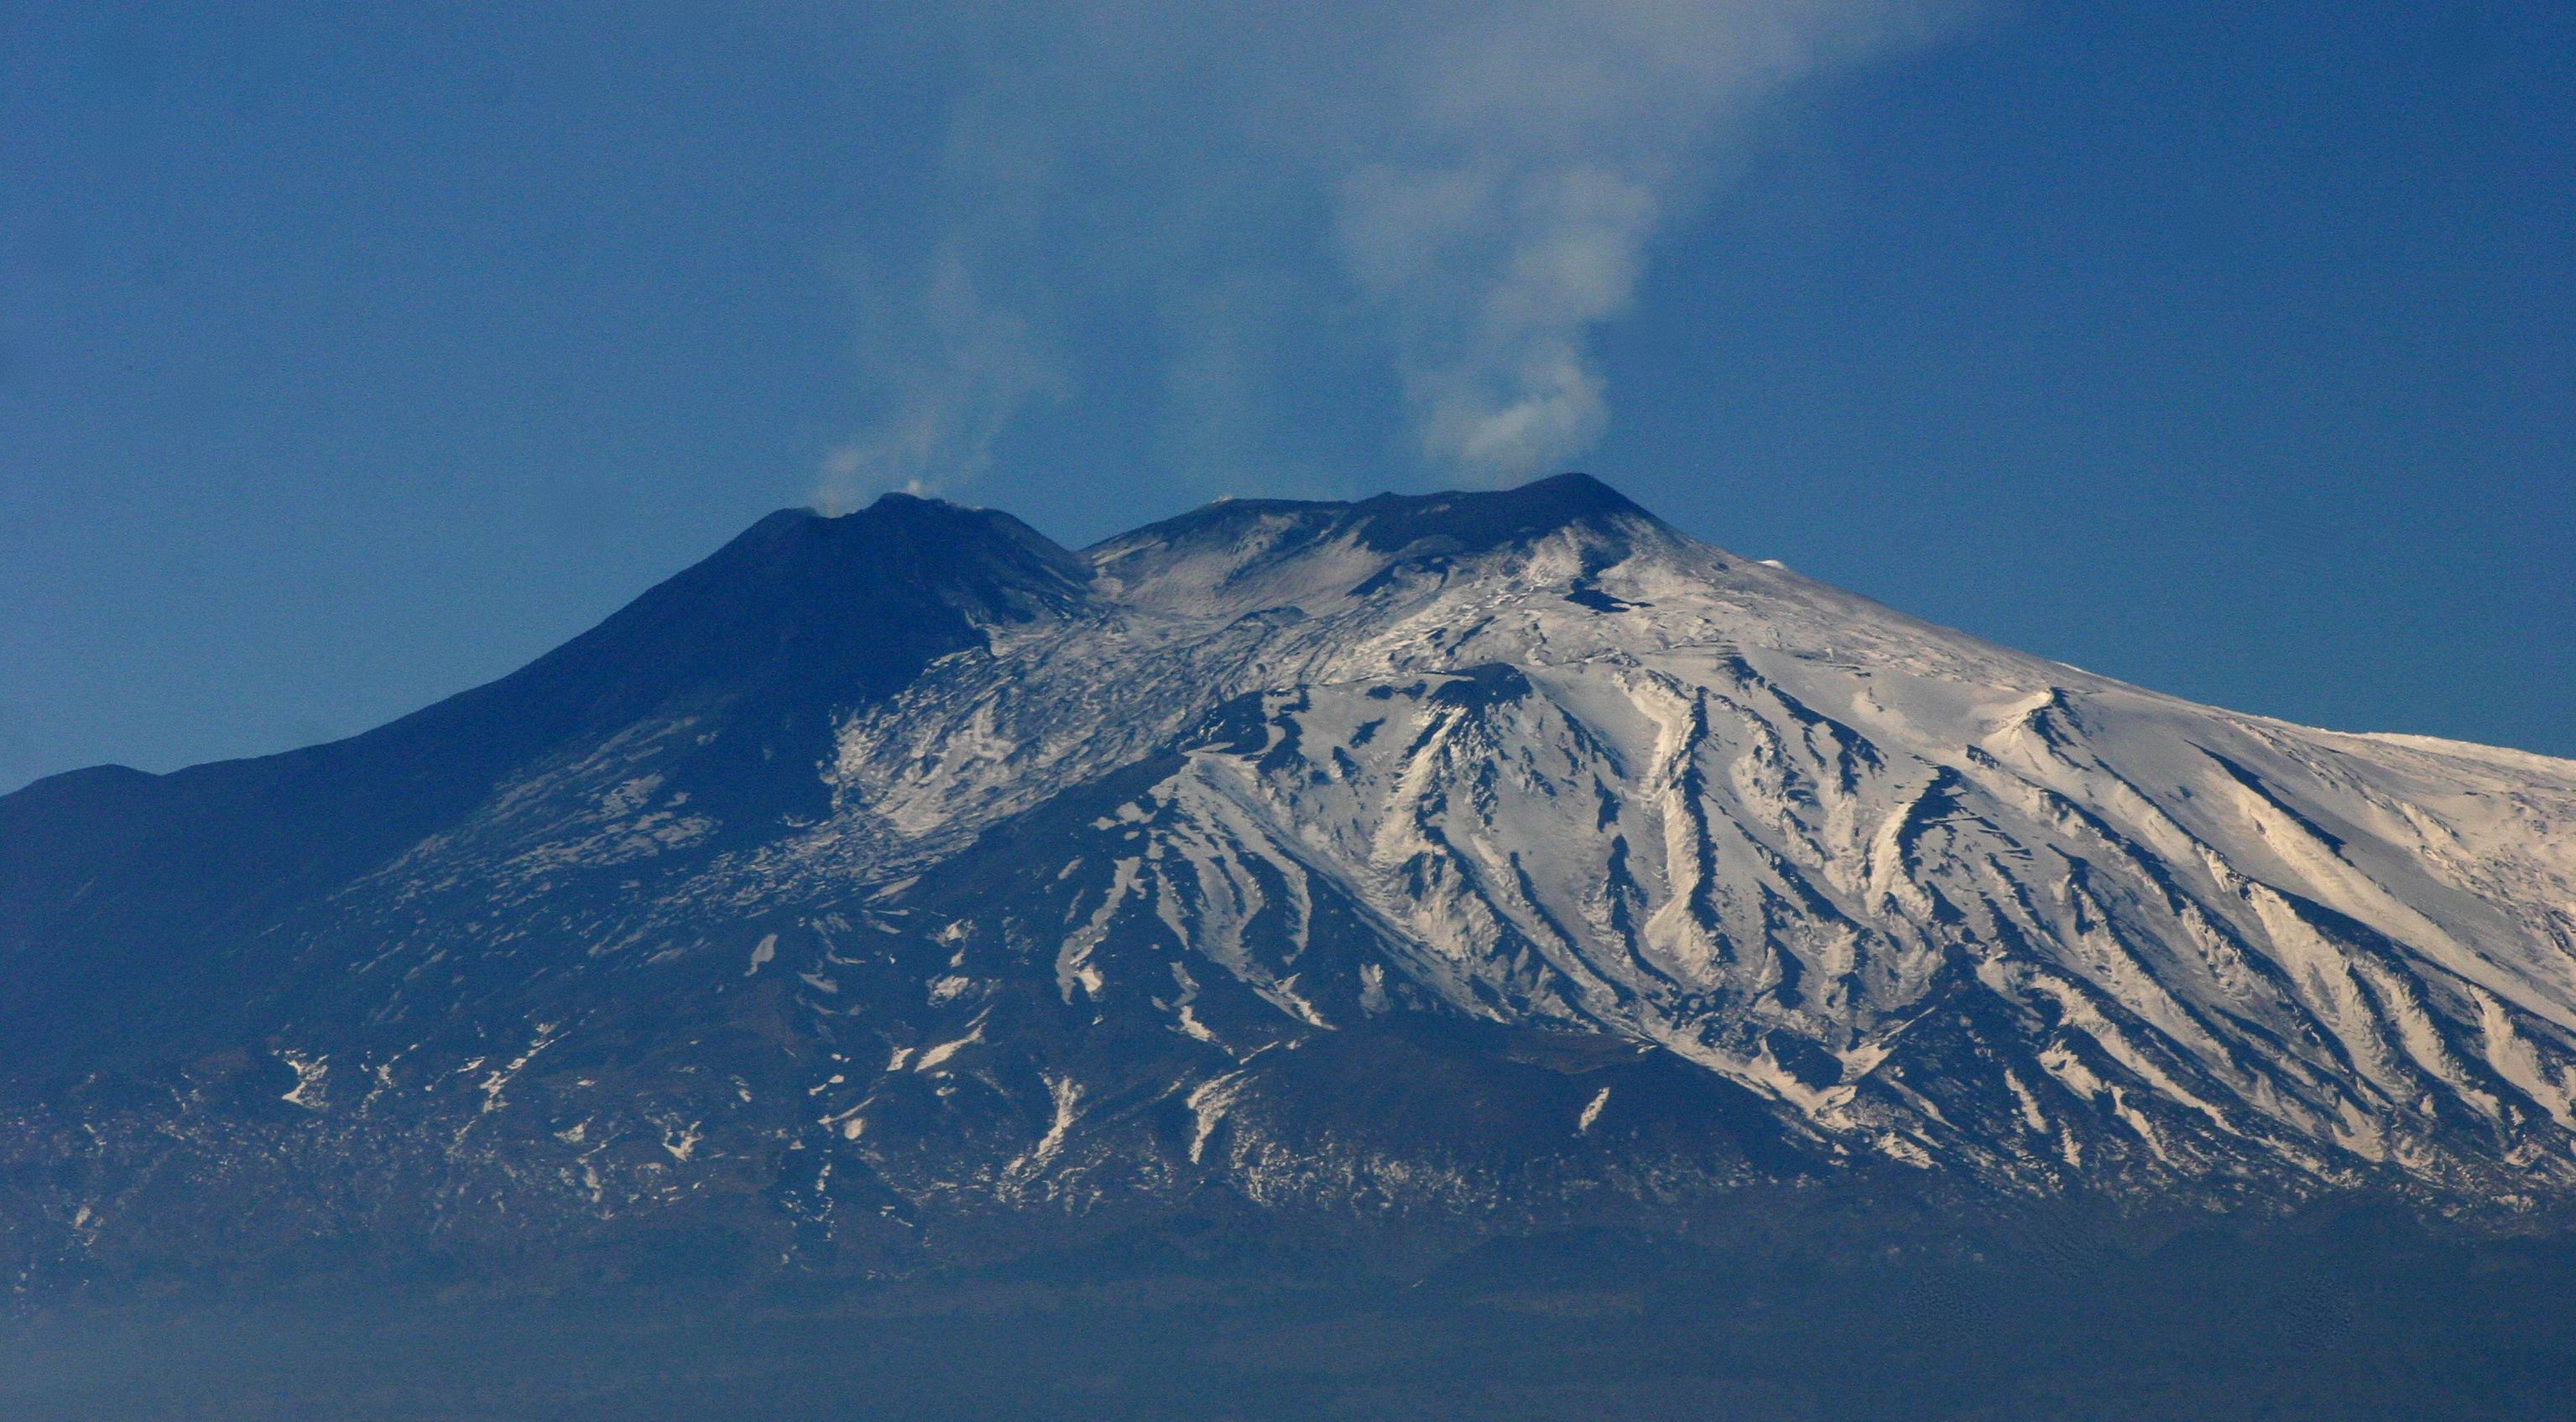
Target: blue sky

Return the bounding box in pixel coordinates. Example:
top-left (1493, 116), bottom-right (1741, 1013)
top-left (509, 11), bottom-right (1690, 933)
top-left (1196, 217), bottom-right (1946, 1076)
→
top-left (3, 1), bottom-right (2568, 791)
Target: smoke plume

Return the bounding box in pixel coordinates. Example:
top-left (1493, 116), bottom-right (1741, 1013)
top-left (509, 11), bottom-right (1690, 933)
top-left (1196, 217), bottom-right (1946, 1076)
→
top-left (816, 1), bottom-right (1949, 505)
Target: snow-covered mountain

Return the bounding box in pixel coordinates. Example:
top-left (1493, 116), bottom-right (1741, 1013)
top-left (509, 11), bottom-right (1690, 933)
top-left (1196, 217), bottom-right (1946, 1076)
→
top-left (7, 474), bottom-right (2576, 1283)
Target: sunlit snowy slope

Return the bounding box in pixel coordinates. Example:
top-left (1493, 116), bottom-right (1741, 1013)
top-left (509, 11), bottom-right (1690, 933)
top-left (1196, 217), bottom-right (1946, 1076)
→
top-left (6, 475), bottom-right (2575, 1280)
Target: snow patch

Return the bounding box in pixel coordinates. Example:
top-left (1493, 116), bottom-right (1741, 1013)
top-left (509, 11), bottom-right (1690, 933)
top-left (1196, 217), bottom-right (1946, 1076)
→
top-left (1576, 1086), bottom-right (1611, 1136)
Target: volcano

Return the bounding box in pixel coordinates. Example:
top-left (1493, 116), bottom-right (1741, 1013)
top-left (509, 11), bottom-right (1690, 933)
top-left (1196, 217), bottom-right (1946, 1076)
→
top-left (8, 472), bottom-right (2576, 1285)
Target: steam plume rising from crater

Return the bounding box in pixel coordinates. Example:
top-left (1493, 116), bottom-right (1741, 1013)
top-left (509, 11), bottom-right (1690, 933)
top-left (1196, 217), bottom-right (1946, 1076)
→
top-left (814, 1), bottom-right (1951, 505)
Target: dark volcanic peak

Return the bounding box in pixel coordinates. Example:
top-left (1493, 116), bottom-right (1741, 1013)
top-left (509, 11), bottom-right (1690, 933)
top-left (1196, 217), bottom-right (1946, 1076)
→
top-left (383, 488), bottom-right (1091, 773)
top-left (1343, 471), bottom-right (1660, 554)
top-left (780, 490), bottom-right (1094, 601)
top-left (1087, 471), bottom-right (1690, 608)
top-left (1098, 471), bottom-right (1661, 558)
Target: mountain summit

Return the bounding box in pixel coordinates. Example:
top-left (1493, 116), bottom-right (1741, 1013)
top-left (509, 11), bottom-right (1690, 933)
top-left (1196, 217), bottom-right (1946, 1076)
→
top-left (7, 474), bottom-right (2576, 1284)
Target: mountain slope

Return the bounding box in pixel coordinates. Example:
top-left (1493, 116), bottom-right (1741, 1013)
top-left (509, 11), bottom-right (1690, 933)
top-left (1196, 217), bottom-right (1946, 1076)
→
top-left (5, 473), bottom-right (2575, 1284)
top-left (0, 496), bottom-right (1084, 1063)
